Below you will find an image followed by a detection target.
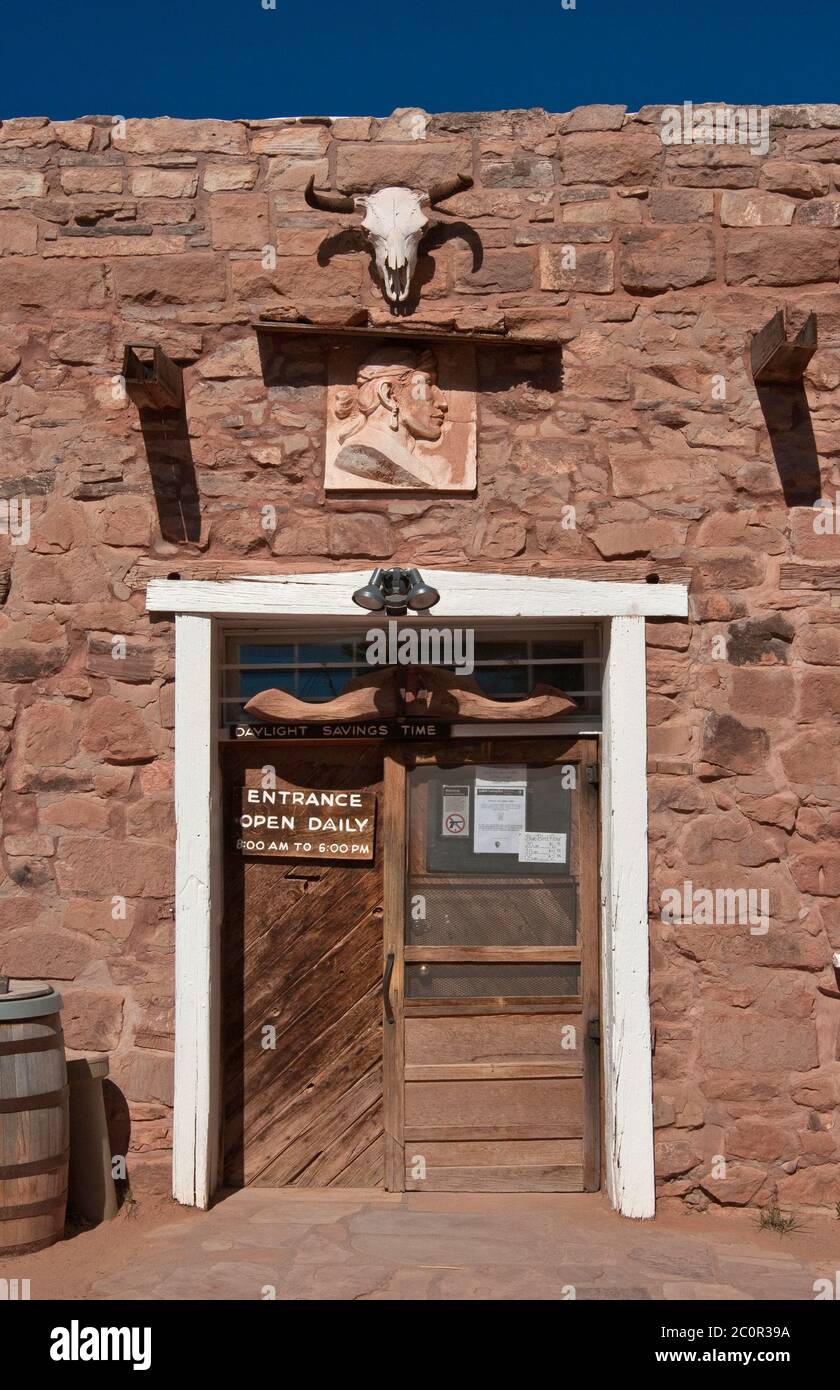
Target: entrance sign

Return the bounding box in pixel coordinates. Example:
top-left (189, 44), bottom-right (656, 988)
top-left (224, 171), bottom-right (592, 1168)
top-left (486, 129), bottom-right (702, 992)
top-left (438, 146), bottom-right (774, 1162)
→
top-left (238, 786), bottom-right (376, 861)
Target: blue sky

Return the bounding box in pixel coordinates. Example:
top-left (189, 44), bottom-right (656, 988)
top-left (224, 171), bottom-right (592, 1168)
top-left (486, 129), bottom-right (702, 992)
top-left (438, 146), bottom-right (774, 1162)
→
top-left (2, 0), bottom-right (837, 120)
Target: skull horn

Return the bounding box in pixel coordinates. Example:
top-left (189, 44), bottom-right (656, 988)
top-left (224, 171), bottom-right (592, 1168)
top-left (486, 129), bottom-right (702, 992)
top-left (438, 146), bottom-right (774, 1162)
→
top-left (304, 176), bottom-right (356, 214)
top-left (427, 172), bottom-right (474, 207)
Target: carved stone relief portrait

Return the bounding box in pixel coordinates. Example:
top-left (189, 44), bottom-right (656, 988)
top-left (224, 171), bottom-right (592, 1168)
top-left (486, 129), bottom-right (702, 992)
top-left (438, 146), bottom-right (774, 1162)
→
top-left (325, 342), bottom-right (476, 493)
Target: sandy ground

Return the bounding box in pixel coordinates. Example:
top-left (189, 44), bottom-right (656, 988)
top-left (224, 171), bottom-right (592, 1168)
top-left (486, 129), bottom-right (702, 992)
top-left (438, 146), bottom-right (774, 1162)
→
top-left (6, 1194), bottom-right (200, 1301)
top-left (4, 1188), bottom-right (839, 1302)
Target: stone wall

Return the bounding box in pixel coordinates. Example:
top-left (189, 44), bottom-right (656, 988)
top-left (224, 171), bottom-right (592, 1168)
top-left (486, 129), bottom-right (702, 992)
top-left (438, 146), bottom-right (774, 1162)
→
top-left (0, 105), bottom-right (839, 1209)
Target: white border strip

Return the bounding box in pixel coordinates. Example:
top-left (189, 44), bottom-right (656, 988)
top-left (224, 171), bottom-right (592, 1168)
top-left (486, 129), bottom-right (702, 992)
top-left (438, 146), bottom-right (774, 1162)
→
top-left (155, 574), bottom-right (681, 1217)
top-left (600, 616), bottom-right (656, 1218)
top-left (148, 570), bottom-right (688, 620)
top-left (172, 615), bottom-right (222, 1208)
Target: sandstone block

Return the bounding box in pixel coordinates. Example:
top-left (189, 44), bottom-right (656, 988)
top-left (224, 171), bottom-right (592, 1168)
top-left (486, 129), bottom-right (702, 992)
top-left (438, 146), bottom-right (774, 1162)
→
top-left (0, 168), bottom-right (47, 199)
top-left (128, 168), bottom-right (198, 199)
top-left (799, 670), bottom-right (840, 720)
top-left (60, 168), bottom-right (124, 194)
top-left (720, 190), bottom-right (796, 226)
top-left (456, 249), bottom-right (534, 293)
top-left (327, 515), bottom-right (394, 559)
top-left (795, 198), bottom-right (840, 227)
top-left (562, 131), bottom-right (662, 185)
top-left (760, 160), bottom-right (829, 197)
top-left (699, 1164), bottom-right (768, 1206)
top-left (564, 105), bottom-right (627, 133)
top-left (590, 519), bottom-right (684, 558)
top-left (98, 497), bottom-right (152, 547)
top-left (115, 253), bottom-right (227, 305)
top-left (0, 214), bottom-right (38, 255)
top-left (231, 254), bottom-right (362, 303)
top-left (55, 837), bottom-right (174, 899)
top-left (620, 226), bottom-right (716, 292)
top-left (790, 850), bottom-right (840, 896)
top-left (798, 626), bottom-right (840, 664)
top-left (539, 244), bottom-right (614, 293)
top-left (725, 229), bottom-right (838, 285)
top-left (777, 1163), bottom-right (840, 1208)
top-left (655, 1138), bottom-right (702, 1179)
top-left (210, 192), bottom-right (269, 251)
top-left (785, 130), bottom-right (840, 160)
top-left (82, 697), bottom-right (157, 764)
top-left (203, 164), bottom-right (259, 192)
top-left (0, 928), bottom-right (96, 980)
top-left (727, 614), bottom-right (793, 665)
top-left (117, 118), bottom-right (247, 155)
top-left (250, 125), bottom-right (329, 158)
top-left (647, 188), bottom-right (714, 222)
top-left (480, 156), bottom-right (555, 188)
top-left (702, 713), bottom-right (769, 774)
top-left (0, 258), bottom-right (107, 308)
top-left (335, 140), bottom-right (472, 194)
top-left (41, 795), bottom-right (111, 833)
top-left (701, 1009), bottom-right (818, 1072)
top-left (61, 987), bottom-right (124, 1051)
top-left (110, 1047), bottom-right (174, 1106)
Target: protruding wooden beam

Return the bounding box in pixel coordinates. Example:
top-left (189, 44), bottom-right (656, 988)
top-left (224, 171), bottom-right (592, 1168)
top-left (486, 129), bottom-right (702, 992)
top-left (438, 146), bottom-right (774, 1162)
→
top-left (122, 343), bottom-right (183, 410)
top-left (751, 308), bottom-right (817, 384)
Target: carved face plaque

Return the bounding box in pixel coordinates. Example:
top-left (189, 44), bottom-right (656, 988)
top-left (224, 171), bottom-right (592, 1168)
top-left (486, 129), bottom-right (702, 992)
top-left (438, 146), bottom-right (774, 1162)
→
top-left (325, 342), bottom-right (477, 492)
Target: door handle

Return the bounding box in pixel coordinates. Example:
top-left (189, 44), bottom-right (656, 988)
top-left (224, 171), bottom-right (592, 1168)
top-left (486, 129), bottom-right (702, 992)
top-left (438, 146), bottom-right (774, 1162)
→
top-left (383, 952), bottom-right (395, 1025)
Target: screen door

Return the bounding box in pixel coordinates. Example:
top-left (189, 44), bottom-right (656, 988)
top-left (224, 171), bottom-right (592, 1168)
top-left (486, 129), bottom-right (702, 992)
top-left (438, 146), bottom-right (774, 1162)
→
top-left (383, 738), bottom-right (600, 1192)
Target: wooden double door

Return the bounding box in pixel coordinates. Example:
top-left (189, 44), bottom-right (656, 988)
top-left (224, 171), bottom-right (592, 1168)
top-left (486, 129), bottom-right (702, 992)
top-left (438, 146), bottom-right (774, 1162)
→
top-left (222, 738), bottom-right (600, 1192)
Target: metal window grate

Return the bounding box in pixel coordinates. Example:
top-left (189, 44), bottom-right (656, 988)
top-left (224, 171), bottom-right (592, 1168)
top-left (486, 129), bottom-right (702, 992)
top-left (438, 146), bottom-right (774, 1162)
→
top-left (221, 623), bottom-right (603, 728)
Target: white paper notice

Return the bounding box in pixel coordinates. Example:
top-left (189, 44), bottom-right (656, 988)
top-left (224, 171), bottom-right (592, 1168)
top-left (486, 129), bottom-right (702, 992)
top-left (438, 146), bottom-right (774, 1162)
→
top-left (473, 766), bottom-right (527, 854)
top-left (518, 831), bottom-right (568, 865)
top-left (441, 784), bottom-right (470, 838)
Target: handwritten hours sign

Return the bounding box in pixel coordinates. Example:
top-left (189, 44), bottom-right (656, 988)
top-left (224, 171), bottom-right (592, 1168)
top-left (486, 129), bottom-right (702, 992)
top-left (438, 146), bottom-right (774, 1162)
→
top-left (238, 786), bottom-right (376, 861)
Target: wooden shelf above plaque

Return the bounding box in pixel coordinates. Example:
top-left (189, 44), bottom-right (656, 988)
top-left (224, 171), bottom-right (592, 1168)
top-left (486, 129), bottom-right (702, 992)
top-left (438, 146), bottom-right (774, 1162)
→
top-left (251, 315), bottom-right (558, 350)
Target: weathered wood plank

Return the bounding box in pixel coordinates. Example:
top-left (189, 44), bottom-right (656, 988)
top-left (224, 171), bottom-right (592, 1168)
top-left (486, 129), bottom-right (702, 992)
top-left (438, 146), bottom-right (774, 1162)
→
top-left (404, 946), bottom-right (581, 963)
top-left (405, 1012), bottom-right (583, 1066)
top-left (405, 1077), bottom-right (584, 1131)
top-left (405, 1163), bottom-right (585, 1192)
top-left (405, 1062), bottom-right (582, 1081)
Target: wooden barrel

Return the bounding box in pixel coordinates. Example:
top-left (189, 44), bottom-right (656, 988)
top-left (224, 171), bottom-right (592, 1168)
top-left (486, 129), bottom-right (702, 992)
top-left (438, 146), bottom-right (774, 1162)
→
top-left (0, 987), bottom-right (68, 1256)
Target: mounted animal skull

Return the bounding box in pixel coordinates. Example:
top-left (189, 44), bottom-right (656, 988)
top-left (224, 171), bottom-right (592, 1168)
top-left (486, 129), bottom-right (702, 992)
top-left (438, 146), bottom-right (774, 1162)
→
top-left (305, 173), bottom-right (473, 312)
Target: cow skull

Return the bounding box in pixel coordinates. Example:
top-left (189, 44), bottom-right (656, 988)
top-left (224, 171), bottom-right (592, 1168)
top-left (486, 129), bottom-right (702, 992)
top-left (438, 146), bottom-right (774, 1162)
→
top-left (305, 173), bottom-right (473, 312)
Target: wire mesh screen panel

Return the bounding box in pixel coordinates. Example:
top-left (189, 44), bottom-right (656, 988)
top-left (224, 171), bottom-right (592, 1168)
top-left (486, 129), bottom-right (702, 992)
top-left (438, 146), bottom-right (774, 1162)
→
top-left (419, 763), bottom-right (573, 876)
top-left (405, 962), bottom-right (581, 998)
top-left (400, 738), bottom-right (599, 1194)
top-left (407, 880), bottom-right (577, 946)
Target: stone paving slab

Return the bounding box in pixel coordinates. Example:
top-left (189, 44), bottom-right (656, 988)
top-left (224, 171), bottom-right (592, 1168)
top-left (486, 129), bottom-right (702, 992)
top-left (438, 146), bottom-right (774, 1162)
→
top-left (87, 1189), bottom-right (840, 1301)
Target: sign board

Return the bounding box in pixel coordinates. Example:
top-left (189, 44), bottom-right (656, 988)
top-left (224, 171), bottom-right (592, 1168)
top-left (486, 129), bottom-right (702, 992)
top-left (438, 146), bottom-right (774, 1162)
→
top-left (231, 720), bottom-right (450, 741)
top-left (518, 831), bottom-right (568, 865)
top-left (441, 784), bottom-right (470, 838)
top-left (473, 766), bottom-right (527, 854)
top-left (237, 786), bottom-right (377, 861)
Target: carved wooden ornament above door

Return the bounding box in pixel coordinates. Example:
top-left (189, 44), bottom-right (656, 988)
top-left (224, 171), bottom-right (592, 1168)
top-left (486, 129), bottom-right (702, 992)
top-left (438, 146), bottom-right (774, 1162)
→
top-left (244, 665), bottom-right (576, 724)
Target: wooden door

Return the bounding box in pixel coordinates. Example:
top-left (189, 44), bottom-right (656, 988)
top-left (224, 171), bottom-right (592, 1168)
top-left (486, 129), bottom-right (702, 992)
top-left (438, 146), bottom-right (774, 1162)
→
top-left (386, 739), bottom-right (600, 1193)
top-left (222, 743), bottom-right (385, 1187)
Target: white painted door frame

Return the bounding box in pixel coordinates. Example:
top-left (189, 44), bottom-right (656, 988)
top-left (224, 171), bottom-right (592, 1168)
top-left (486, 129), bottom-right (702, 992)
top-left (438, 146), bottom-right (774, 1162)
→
top-left (147, 569), bottom-right (688, 1217)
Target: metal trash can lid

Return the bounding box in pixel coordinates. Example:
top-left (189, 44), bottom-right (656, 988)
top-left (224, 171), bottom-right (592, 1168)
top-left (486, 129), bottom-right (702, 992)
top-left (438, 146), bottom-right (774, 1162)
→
top-left (0, 985), bottom-right (64, 1020)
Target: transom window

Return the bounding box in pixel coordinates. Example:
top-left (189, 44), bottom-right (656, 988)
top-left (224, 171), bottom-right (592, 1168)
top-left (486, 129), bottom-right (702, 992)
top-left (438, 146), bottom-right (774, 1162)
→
top-left (222, 625), bottom-right (602, 726)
